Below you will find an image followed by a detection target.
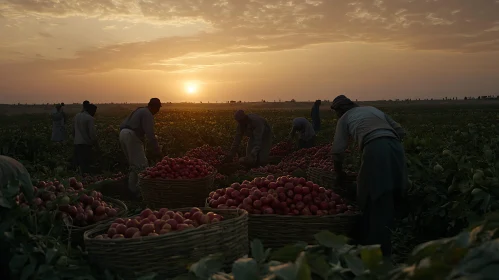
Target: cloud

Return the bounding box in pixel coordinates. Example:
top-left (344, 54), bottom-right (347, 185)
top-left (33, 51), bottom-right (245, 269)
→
top-left (38, 31), bottom-right (53, 38)
top-left (1, 0), bottom-right (499, 74)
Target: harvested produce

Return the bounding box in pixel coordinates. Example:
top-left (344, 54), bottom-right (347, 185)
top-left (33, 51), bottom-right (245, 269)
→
top-left (185, 145), bottom-right (227, 167)
top-left (16, 177), bottom-right (122, 227)
top-left (270, 141), bottom-right (294, 157)
top-left (93, 207), bottom-right (225, 239)
top-left (207, 175), bottom-right (356, 215)
top-left (141, 156), bottom-right (216, 179)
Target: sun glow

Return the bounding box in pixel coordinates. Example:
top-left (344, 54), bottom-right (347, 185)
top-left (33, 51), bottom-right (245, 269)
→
top-left (184, 81), bottom-right (199, 95)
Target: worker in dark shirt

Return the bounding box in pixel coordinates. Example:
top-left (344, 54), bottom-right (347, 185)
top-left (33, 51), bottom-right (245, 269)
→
top-left (311, 100), bottom-right (321, 132)
top-left (119, 98), bottom-right (162, 195)
top-left (330, 95), bottom-right (407, 257)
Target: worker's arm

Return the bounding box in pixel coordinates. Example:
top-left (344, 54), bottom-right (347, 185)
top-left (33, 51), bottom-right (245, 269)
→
top-left (385, 113), bottom-right (406, 140)
top-left (142, 112), bottom-right (161, 155)
top-left (229, 124), bottom-right (243, 157)
top-left (331, 117), bottom-right (349, 173)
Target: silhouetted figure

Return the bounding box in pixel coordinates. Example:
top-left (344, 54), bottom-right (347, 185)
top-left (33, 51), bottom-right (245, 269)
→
top-left (73, 104), bottom-right (98, 175)
top-left (82, 100), bottom-right (90, 112)
top-left (289, 117), bottom-right (316, 149)
top-left (51, 104), bottom-right (66, 142)
top-left (330, 95), bottom-right (407, 257)
top-left (311, 100), bottom-right (321, 132)
top-left (119, 98), bottom-right (162, 196)
top-left (224, 110), bottom-right (273, 168)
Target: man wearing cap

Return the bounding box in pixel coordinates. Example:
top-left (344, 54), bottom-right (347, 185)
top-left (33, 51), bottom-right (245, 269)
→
top-left (73, 103), bottom-right (98, 174)
top-left (119, 98), bottom-right (162, 196)
top-left (288, 117), bottom-right (316, 149)
top-left (226, 110), bottom-right (273, 167)
top-left (330, 95), bottom-right (407, 257)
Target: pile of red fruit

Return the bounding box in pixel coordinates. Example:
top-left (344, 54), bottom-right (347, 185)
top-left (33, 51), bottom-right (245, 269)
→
top-left (141, 156), bottom-right (216, 180)
top-left (93, 207), bottom-right (224, 239)
top-left (270, 141), bottom-right (294, 157)
top-left (185, 145), bottom-right (228, 167)
top-left (16, 177), bottom-right (121, 227)
top-left (250, 144), bottom-right (354, 175)
top-left (207, 175), bottom-right (356, 216)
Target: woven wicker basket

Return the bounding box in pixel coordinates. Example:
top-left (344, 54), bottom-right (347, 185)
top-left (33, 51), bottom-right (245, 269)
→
top-left (307, 167), bottom-right (357, 198)
top-left (138, 172), bottom-right (216, 209)
top-left (248, 212), bottom-right (361, 248)
top-left (64, 197), bottom-right (128, 245)
top-left (83, 208), bottom-right (248, 279)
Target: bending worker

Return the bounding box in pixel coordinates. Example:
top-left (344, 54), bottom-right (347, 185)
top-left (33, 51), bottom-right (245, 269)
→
top-left (289, 117), bottom-right (316, 149)
top-left (226, 110), bottom-right (273, 168)
top-left (330, 95), bottom-right (407, 257)
top-left (119, 98), bottom-right (162, 197)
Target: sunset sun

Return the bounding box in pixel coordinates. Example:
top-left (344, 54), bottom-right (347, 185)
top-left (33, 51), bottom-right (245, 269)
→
top-left (184, 82), bottom-right (199, 95)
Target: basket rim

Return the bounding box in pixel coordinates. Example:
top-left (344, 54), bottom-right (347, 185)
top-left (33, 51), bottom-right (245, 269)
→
top-left (138, 170), bottom-right (217, 182)
top-left (64, 196), bottom-right (128, 230)
top-left (83, 208), bottom-right (248, 242)
top-left (247, 211), bottom-right (362, 219)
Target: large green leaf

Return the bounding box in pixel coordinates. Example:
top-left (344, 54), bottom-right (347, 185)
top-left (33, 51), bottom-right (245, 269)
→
top-left (270, 245), bottom-right (304, 263)
top-left (313, 231), bottom-right (348, 249)
top-left (232, 258), bottom-right (259, 280)
top-left (342, 253), bottom-right (365, 276)
top-left (295, 252), bottom-right (312, 280)
top-left (359, 245), bottom-right (383, 271)
top-left (250, 239), bottom-right (268, 263)
top-left (269, 263), bottom-right (297, 280)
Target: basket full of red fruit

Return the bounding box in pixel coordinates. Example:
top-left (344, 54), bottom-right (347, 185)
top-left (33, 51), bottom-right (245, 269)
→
top-left (206, 175), bottom-right (361, 249)
top-left (17, 177), bottom-right (128, 245)
top-left (307, 163), bottom-right (357, 199)
top-left (138, 156), bottom-right (217, 208)
top-left (84, 207), bottom-right (248, 278)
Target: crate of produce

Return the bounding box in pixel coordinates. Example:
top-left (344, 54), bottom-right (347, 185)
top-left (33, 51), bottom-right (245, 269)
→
top-left (205, 175), bottom-right (361, 248)
top-left (307, 166), bottom-right (357, 199)
top-left (84, 207), bottom-right (248, 279)
top-left (138, 156), bottom-right (217, 208)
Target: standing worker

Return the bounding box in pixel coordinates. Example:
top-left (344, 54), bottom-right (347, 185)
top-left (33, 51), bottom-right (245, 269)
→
top-left (73, 104), bottom-right (98, 174)
top-left (51, 104), bottom-right (66, 143)
top-left (225, 110), bottom-right (273, 168)
top-left (288, 117), bottom-right (316, 149)
top-left (330, 95), bottom-right (407, 257)
top-left (82, 100), bottom-right (90, 112)
top-left (119, 98), bottom-right (162, 197)
top-left (311, 100), bottom-right (321, 132)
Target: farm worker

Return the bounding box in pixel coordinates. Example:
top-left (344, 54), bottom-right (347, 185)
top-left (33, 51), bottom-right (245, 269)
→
top-left (311, 100), bottom-right (321, 132)
top-left (73, 104), bottom-right (98, 175)
top-left (82, 100), bottom-right (90, 112)
top-left (330, 95), bottom-right (407, 257)
top-left (51, 104), bottom-right (66, 143)
top-left (226, 110), bottom-right (273, 167)
top-left (288, 117), bottom-right (316, 149)
top-left (119, 98), bottom-right (162, 196)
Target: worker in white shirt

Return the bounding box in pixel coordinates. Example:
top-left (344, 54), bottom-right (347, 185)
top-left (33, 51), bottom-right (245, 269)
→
top-left (73, 104), bottom-right (98, 174)
top-left (119, 98), bottom-right (162, 196)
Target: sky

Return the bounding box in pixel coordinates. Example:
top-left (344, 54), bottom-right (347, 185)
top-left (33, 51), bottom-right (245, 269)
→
top-left (1, 0), bottom-right (499, 103)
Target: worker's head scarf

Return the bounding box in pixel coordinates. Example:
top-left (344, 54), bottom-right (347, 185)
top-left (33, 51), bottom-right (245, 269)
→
top-left (234, 110), bottom-right (246, 122)
top-left (332, 95), bottom-right (358, 110)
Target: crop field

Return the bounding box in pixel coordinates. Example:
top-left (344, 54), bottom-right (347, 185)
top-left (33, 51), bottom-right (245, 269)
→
top-left (1, 100), bottom-right (499, 279)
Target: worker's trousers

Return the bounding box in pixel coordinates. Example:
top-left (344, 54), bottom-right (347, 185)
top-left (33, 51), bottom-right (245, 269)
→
top-left (119, 129), bottom-right (148, 194)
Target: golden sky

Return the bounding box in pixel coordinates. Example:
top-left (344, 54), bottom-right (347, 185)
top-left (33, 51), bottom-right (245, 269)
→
top-left (1, 0), bottom-right (499, 103)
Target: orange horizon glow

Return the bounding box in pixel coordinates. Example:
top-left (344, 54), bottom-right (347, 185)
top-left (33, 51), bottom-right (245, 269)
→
top-left (0, 1), bottom-right (498, 104)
